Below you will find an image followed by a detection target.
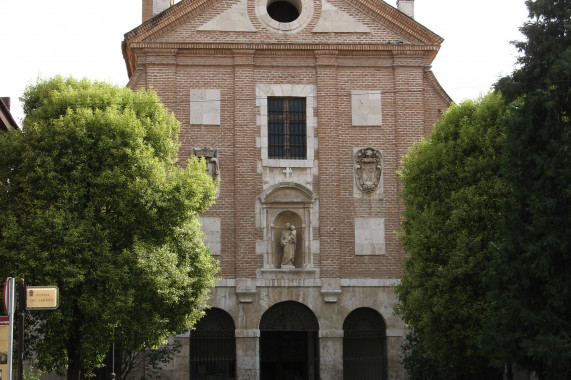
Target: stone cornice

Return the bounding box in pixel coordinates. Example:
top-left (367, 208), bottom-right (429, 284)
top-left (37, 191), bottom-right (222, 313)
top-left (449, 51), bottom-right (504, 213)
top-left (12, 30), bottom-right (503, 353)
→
top-left (346, 0), bottom-right (443, 45)
top-left (425, 69), bottom-right (453, 106)
top-left (123, 0), bottom-right (214, 43)
top-left (129, 41), bottom-right (440, 53)
top-left (125, 42), bottom-right (438, 74)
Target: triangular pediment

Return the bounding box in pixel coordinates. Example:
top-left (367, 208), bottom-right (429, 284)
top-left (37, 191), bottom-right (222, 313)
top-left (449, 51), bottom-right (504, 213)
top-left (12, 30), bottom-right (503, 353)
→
top-left (197, 0), bottom-right (257, 32)
top-left (312, 0), bottom-right (370, 33)
top-left (125, 0), bottom-right (442, 45)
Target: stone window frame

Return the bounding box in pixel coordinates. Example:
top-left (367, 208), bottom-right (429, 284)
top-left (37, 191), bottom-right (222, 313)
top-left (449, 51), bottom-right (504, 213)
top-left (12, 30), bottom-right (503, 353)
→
top-left (257, 84), bottom-right (317, 169)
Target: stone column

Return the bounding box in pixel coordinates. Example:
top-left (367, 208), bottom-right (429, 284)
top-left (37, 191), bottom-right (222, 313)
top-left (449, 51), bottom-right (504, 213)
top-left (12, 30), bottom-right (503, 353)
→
top-left (236, 329), bottom-right (260, 380)
top-left (319, 330), bottom-right (343, 379)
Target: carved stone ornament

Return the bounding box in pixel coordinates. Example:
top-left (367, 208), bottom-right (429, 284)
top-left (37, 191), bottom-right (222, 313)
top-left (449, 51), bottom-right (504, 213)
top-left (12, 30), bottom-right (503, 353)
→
top-left (192, 147), bottom-right (219, 179)
top-left (355, 147), bottom-right (382, 193)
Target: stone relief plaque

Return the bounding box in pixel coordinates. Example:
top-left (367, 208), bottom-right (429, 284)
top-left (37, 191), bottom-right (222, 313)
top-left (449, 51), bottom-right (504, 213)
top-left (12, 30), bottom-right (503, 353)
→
top-left (355, 147), bottom-right (382, 193)
top-left (192, 147), bottom-right (219, 180)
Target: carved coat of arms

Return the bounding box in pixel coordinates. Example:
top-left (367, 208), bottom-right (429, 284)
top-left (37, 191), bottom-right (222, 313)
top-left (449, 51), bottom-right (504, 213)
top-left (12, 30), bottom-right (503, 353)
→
top-left (192, 147), bottom-right (219, 179)
top-left (355, 147), bottom-right (382, 193)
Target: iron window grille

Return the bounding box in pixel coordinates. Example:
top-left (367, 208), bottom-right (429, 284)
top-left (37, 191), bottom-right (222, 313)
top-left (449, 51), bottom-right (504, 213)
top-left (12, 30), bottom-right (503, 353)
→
top-left (268, 97), bottom-right (307, 159)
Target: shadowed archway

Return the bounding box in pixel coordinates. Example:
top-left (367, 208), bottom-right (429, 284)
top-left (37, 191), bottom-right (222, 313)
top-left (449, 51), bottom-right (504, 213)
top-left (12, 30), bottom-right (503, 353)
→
top-left (189, 308), bottom-right (236, 379)
top-left (260, 301), bottom-right (319, 380)
top-left (343, 307), bottom-right (387, 380)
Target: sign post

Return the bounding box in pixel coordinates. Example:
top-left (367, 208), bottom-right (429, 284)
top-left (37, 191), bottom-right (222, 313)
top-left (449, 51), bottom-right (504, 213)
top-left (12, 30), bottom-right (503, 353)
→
top-left (1, 277), bottom-right (15, 380)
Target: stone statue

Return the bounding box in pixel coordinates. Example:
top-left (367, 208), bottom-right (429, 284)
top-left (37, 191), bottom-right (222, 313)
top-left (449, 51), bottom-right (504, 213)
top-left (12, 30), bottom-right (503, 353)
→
top-left (280, 223), bottom-right (297, 267)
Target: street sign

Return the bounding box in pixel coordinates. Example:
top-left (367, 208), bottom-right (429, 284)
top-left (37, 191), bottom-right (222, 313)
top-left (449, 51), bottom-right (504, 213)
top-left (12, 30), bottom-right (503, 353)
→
top-left (26, 287), bottom-right (59, 310)
top-left (2, 279), bottom-right (12, 316)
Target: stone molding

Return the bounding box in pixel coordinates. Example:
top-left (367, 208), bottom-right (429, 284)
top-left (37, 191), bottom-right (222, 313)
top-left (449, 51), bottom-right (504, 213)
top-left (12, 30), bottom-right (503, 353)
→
top-left (319, 329), bottom-right (344, 338)
top-left (128, 41), bottom-right (441, 53)
top-left (236, 278), bottom-right (258, 303)
top-left (321, 278), bottom-right (342, 303)
top-left (235, 329), bottom-right (261, 338)
top-left (215, 278), bottom-right (400, 287)
top-left (340, 278), bottom-right (400, 287)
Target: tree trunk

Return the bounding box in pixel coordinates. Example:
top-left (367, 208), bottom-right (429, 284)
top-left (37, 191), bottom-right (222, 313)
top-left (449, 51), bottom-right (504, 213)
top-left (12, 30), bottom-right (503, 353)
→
top-left (67, 357), bottom-right (82, 380)
top-left (505, 362), bottom-right (514, 380)
top-left (67, 304), bottom-right (83, 380)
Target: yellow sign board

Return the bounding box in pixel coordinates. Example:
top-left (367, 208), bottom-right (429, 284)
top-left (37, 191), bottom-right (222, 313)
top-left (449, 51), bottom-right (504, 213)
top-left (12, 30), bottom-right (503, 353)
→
top-left (26, 287), bottom-right (59, 310)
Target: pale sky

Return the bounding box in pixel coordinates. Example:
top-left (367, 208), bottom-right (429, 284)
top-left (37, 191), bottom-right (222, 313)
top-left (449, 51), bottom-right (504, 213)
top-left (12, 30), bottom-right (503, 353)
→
top-left (1, 0), bottom-right (529, 127)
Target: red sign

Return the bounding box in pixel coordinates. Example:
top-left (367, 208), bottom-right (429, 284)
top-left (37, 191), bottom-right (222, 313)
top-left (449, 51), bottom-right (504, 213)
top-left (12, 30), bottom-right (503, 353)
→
top-left (2, 278), bottom-right (8, 315)
top-left (0, 316), bottom-right (7, 325)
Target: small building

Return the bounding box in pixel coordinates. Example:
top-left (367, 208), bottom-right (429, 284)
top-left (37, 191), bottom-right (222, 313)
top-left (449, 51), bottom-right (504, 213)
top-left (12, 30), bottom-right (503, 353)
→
top-left (122, 0), bottom-right (450, 378)
top-left (0, 97), bottom-right (19, 131)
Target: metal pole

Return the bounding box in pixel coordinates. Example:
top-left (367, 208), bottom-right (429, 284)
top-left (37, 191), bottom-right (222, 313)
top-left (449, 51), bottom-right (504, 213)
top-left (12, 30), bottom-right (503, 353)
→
top-left (110, 327), bottom-right (115, 380)
top-left (17, 279), bottom-right (25, 380)
top-left (6, 278), bottom-right (15, 380)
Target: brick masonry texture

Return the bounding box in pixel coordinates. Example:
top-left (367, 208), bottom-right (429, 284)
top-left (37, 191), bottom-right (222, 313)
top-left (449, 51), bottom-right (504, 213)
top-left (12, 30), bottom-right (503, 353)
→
top-left (123, 0), bottom-right (451, 377)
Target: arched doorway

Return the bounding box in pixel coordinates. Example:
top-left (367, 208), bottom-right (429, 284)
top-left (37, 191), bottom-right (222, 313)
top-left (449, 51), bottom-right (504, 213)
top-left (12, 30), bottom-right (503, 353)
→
top-left (343, 307), bottom-right (387, 380)
top-left (260, 301), bottom-right (319, 380)
top-left (189, 308), bottom-right (236, 379)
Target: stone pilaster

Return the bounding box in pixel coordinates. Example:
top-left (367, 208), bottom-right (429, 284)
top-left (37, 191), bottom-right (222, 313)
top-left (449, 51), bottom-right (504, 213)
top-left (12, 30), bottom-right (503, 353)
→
top-left (236, 329), bottom-right (260, 380)
top-left (319, 330), bottom-right (343, 379)
top-left (315, 50), bottom-right (340, 279)
top-left (233, 49), bottom-right (259, 278)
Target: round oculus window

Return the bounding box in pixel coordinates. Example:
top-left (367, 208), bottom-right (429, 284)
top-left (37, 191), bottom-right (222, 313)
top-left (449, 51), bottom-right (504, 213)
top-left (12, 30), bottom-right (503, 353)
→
top-left (255, 0), bottom-right (313, 34)
top-left (267, 0), bottom-right (300, 23)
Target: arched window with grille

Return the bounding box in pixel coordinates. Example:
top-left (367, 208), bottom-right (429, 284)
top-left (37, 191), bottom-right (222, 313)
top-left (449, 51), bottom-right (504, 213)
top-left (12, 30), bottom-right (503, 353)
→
top-left (189, 308), bottom-right (236, 379)
top-left (343, 307), bottom-right (387, 380)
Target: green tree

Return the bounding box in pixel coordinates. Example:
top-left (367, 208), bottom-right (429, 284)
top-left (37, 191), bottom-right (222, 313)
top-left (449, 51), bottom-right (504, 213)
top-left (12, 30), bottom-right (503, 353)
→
top-left (483, 1), bottom-right (571, 378)
top-left (395, 93), bottom-right (509, 378)
top-left (401, 330), bottom-right (455, 380)
top-left (0, 77), bottom-right (219, 379)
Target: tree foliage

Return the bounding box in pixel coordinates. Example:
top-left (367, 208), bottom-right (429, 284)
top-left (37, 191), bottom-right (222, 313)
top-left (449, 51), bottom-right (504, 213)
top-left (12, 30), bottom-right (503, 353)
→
top-left (0, 77), bottom-right (219, 379)
top-left (395, 93), bottom-right (508, 377)
top-left (484, 1), bottom-right (571, 378)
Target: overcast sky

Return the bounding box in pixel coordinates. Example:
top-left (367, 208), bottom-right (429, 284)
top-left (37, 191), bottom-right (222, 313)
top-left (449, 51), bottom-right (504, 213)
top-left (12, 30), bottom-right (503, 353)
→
top-left (1, 0), bottom-right (529, 126)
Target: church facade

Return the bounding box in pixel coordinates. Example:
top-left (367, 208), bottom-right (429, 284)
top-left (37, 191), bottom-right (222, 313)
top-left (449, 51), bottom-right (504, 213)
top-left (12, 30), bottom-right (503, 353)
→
top-left (122, 0), bottom-right (450, 378)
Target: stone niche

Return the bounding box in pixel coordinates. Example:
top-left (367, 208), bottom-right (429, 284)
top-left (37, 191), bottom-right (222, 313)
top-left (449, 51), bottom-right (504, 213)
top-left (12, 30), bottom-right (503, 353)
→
top-left (257, 182), bottom-right (318, 270)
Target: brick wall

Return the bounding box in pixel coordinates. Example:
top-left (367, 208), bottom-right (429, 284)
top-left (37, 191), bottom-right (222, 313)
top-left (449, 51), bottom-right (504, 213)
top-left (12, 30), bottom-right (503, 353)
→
top-left (128, 46), bottom-right (449, 281)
